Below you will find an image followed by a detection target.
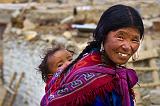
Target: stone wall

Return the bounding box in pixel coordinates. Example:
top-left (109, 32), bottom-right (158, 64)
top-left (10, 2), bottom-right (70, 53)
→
top-left (3, 36), bottom-right (51, 106)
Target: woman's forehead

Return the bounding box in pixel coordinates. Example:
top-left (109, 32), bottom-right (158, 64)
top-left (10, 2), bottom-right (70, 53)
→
top-left (113, 27), bottom-right (140, 36)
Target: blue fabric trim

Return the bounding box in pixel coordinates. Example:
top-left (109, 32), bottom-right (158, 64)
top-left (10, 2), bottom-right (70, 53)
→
top-left (92, 96), bottom-right (104, 106)
top-left (92, 91), bottom-right (134, 106)
top-left (130, 95), bottom-right (134, 106)
top-left (112, 91), bottom-right (122, 106)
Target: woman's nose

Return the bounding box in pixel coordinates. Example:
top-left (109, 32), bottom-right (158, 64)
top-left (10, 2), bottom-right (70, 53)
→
top-left (121, 41), bottom-right (132, 52)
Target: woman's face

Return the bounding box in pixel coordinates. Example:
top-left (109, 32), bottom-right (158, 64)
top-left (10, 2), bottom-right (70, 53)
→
top-left (103, 27), bottom-right (140, 65)
top-left (47, 49), bottom-right (73, 74)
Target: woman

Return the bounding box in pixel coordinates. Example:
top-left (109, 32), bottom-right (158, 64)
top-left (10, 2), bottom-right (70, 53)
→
top-left (41, 4), bottom-right (144, 106)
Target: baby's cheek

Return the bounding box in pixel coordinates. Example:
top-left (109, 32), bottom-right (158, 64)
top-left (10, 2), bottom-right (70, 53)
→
top-left (61, 61), bottom-right (71, 70)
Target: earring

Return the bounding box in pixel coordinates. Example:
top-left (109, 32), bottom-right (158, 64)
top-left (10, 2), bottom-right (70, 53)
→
top-left (132, 52), bottom-right (139, 61)
top-left (100, 43), bottom-right (104, 51)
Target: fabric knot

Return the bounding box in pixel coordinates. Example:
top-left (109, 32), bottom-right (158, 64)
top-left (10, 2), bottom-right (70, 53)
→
top-left (113, 67), bottom-right (138, 106)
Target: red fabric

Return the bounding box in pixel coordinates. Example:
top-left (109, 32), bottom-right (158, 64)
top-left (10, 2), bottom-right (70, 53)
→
top-left (49, 74), bottom-right (64, 93)
top-left (72, 52), bottom-right (101, 70)
top-left (45, 75), bottom-right (53, 93)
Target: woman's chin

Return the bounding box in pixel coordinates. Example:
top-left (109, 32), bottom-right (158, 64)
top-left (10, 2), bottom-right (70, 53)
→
top-left (114, 60), bottom-right (129, 65)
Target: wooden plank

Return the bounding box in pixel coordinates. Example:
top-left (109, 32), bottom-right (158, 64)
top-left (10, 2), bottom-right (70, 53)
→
top-left (134, 67), bottom-right (160, 72)
top-left (134, 82), bottom-right (160, 88)
top-left (128, 48), bottom-right (160, 62)
top-left (0, 23), bottom-right (7, 85)
top-left (0, 0), bottom-right (14, 3)
top-left (0, 86), bottom-right (7, 106)
top-left (150, 59), bottom-right (159, 82)
top-left (8, 72), bottom-right (25, 106)
top-left (0, 72), bottom-right (17, 106)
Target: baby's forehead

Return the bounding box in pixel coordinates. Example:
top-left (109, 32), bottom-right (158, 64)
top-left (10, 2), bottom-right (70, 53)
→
top-left (51, 49), bottom-right (72, 58)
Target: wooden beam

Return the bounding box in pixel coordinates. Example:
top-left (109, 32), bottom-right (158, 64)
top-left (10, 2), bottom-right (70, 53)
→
top-left (134, 67), bottom-right (160, 72)
top-left (128, 48), bottom-right (160, 62)
top-left (0, 23), bottom-right (7, 85)
top-left (38, 0), bottom-right (44, 3)
top-left (134, 82), bottom-right (160, 88)
top-left (8, 72), bottom-right (25, 106)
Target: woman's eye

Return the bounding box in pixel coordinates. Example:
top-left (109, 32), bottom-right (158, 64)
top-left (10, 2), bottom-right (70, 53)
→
top-left (116, 32), bottom-right (124, 40)
top-left (132, 38), bottom-right (140, 43)
top-left (117, 35), bottom-right (124, 40)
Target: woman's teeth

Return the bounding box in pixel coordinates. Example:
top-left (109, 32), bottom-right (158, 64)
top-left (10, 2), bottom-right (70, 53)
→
top-left (118, 53), bottom-right (128, 57)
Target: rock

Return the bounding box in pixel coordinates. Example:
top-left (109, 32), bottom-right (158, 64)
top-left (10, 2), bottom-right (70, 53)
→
top-left (153, 21), bottom-right (160, 31)
top-left (150, 89), bottom-right (160, 105)
top-left (10, 28), bottom-right (22, 35)
top-left (143, 19), bottom-right (153, 29)
top-left (63, 31), bottom-right (72, 40)
top-left (51, 36), bottom-right (68, 46)
top-left (66, 41), bottom-right (78, 54)
top-left (22, 31), bottom-right (38, 41)
top-left (23, 19), bottom-right (36, 30)
top-left (41, 34), bottom-right (56, 43)
top-left (77, 42), bottom-right (87, 52)
top-left (53, 36), bottom-right (67, 45)
top-left (11, 9), bottom-right (21, 18)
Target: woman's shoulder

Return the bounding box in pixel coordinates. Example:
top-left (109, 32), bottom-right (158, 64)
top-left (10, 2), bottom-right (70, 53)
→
top-left (64, 64), bottom-right (114, 83)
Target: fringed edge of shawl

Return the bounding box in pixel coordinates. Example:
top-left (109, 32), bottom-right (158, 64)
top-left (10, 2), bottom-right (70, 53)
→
top-left (48, 75), bottom-right (114, 106)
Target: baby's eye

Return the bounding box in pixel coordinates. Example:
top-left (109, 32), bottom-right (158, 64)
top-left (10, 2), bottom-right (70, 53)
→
top-left (58, 64), bottom-right (63, 68)
top-left (68, 58), bottom-right (73, 61)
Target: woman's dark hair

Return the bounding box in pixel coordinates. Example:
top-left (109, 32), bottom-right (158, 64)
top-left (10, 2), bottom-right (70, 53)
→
top-left (63, 4), bottom-right (144, 73)
top-left (38, 46), bottom-right (64, 82)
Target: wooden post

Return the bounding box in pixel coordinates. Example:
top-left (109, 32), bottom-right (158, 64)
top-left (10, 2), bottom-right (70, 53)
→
top-left (0, 23), bottom-right (7, 85)
top-left (1, 72), bottom-right (17, 106)
top-left (8, 72), bottom-right (25, 106)
top-left (1, 72), bottom-right (25, 106)
top-left (145, 36), bottom-right (159, 86)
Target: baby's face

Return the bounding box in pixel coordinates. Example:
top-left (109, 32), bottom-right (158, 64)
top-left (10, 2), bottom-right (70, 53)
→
top-left (47, 49), bottom-right (73, 74)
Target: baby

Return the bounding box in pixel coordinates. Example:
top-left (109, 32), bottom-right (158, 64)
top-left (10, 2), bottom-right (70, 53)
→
top-left (38, 45), bottom-right (73, 92)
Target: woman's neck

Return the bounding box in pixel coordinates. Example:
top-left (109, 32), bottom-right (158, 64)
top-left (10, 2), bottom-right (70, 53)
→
top-left (101, 51), bottom-right (117, 68)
